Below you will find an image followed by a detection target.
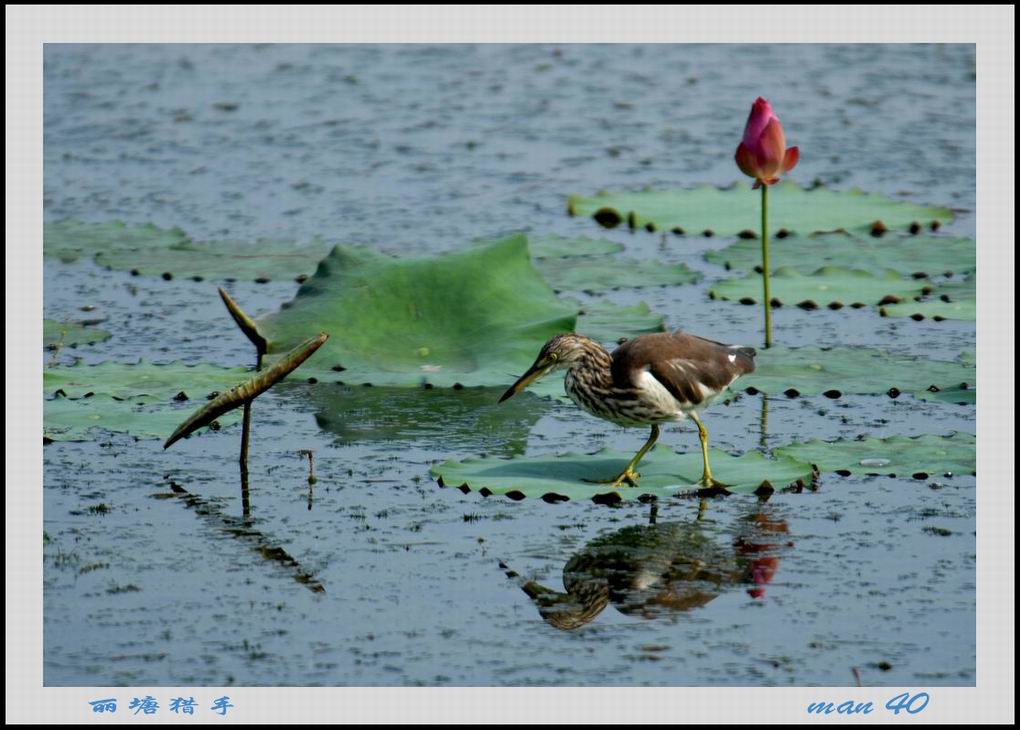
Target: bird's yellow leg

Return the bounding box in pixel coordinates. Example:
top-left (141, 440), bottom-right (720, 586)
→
top-left (689, 412), bottom-right (715, 487)
top-left (586, 424), bottom-right (660, 488)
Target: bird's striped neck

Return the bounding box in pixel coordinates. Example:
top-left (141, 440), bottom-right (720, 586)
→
top-left (563, 337), bottom-right (614, 389)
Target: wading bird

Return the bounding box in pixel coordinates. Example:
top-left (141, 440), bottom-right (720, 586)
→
top-left (499, 331), bottom-right (756, 488)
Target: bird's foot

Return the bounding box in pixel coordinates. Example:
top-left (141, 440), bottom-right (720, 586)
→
top-left (697, 474), bottom-right (731, 497)
top-left (584, 468), bottom-right (640, 488)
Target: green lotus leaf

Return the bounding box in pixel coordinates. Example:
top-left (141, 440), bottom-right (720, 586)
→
top-left (294, 383), bottom-right (547, 456)
top-left (44, 220), bottom-right (330, 282)
top-left (706, 233), bottom-right (975, 278)
top-left (527, 234), bottom-right (625, 258)
top-left (95, 238), bottom-right (330, 282)
top-left (44, 319), bottom-right (111, 349)
top-left (44, 360), bottom-right (254, 400)
top-left (913, 384), bottom-right (976, 406)
top-left (255, 236), bottom-right (579, 386)
top-left (741, 347), bottom-right (975, 398)
top-left (44, 393), bottom-right (238, 442)
top-left (538, 255), bottom-right (700, 293)
top-left (880, 278), bottom-right (976, 321)
top-left (710, 267), bottom-right (932, 309)
top-left (44, 220), bottom-right (188, 264)
top-left (568, 182), bottom-right (954, 237)
top-left (42, 361), bottom-right (257, 441)
top-left (775, 433), bottom-right (975, 477)
top-left (431, 445), bottom-right (816, 502)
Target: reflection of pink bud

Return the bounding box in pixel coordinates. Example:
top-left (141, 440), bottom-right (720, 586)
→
top-left (746, 557), bottom-right (779, 599)
top-left (735, 98), bottom-right (799, 189)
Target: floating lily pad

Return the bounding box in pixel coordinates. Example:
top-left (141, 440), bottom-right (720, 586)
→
top-left (95, 238), bottom-right (330, 282)
top-left (255, 236), bottom-right (579, 386)
top-left (706, 233), bottom-right (975, 278)
top-left (568, 182), bottom-right (953, 237)
top-left (775, 433), bottom-right (975, 477)
top-left (880, 278), bottom-right (976, 321)
top-left (741, 347), bottom-right (975, 398)
top-left (44, 360), bottom-right (253, 400)
top-left (528, 234), bottom-right (625, 258)
top-left (44, 394), bottom-right (235, 442)
top-left (913, 384), bottom-right (976, 406)
top-left (44, 319), bottom-right (111, 349)
top-left (538, 255), bottom-right (700, 293)
top-left (43, 361), bottom-right (255, 441)
top-left (431, 445), bottom-right (816, 502)
top-left (44, 220), bottom-right (188, 264)
top-left (44, 220), bottom-right (329, 282)
top-left (710, 267), bottom-right (931, 309)
top-left (294, 383), bottom-right (547, 456)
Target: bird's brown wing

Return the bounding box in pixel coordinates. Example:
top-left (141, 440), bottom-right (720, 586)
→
top-left (610, 331), bottom-right (755, 406)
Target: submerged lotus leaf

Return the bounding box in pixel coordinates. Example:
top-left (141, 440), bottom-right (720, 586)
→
top-left (527, 234), bottom-right (625, 258)
top-left (706, 233), bottom-right (976, 278)
top-left (256, 236), bottom-right (578, 386)
top-left (569, 182), bottom-right (953, 237)
top-left (43, 361), bottom-right (254, 441)
top-left (538, 255), bottom-right (700, 293)
top-left (775, 433), bottom-right (975, 477)
top-left (880, 278), bottom-right (976, 321)
top-left (44, 319), bottom-right (111, 348)
top-left (710, 267), bottom-right (932, 309)
top-left (431, 445), bottom-right (816, 502)
top-left (44, 220), bottom-right (329, 282)
top-left (294, 383), bottom-right (547, 456)
top-left (741, 346), bottom-right (975, 398)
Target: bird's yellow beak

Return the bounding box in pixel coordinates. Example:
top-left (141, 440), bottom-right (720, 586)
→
top-left (499, 360), bottom-right (553, 403)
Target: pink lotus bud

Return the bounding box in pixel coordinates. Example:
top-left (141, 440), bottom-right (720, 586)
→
top-left (735, 97), bottom-right (799, 189)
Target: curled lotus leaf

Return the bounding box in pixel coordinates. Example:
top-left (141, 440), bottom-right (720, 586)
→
top-left (252, 236), bottom-right (581, 386)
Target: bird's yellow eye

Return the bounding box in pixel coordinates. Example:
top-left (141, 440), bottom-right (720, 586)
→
top-left (548, 353), bottom-right (559, 363)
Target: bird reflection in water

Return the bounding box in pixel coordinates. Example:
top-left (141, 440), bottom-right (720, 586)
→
top-left (503, 501), bottom-right (791, 630)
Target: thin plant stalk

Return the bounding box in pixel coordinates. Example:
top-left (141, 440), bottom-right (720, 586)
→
top-left (761, 183), bottom-right (772, 348)
top-left (240, 400), bottom-right (252, 474)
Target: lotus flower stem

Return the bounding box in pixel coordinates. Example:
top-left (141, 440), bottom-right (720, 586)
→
top-left (761, 183), bottom-right (772, 348)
